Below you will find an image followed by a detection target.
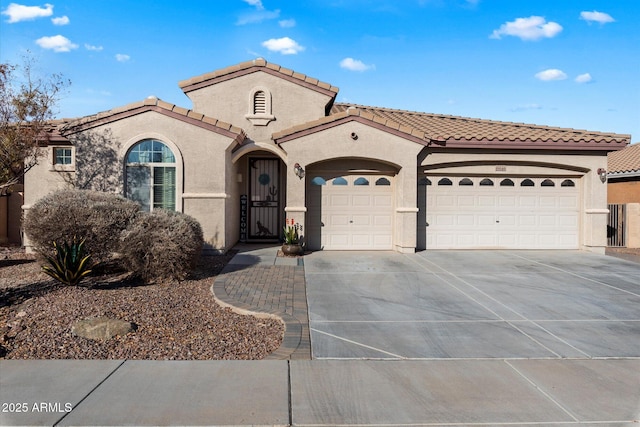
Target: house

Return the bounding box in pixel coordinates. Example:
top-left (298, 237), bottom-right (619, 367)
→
top-left (23, 59), bottom-right (631, 254)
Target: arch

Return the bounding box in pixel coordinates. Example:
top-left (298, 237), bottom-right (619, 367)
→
top-left (459, 178), bottom-right (473, 186)
top-left (521, 178), bottom-right (535, 187)
top-left (438, 178), bottom-right (452, 186)
top-left (421, 159), bottom-right (589, 174)
top-left (561, 179), bottom-right (576, 187)
top-left (500, 178), bottom-right (515, 186)
top-left (541, 179), bottom-right (555, 187)
top-left (246, 86), bottom-right (275, 125)
top-left (418, 177), bottom-right (431, 186)
top-left (376, 177), bottom-right (391, 186)
top-left (354, 177), bottom-right (369, 186)
top-left (332, 177), bottom-right (348, 185)
top-left (480, 178), bottom-right (494, 186)
top-left (231, 142), bottom-right (287, 164)
top-left (311, 176), bottom-right (326, 186)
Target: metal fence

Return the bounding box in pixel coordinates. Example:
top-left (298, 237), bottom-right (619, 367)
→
top-left (607, 204), bottom-right (626, 247)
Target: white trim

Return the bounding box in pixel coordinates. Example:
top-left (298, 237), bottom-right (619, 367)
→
top-left (182, 193), bottom-right (230, 199)
top-left (396, 207), bottom-right (419, 213)
top-left (585, 208), bottom-right (609, 214)
top-left (285, 206), bottom-right (307, 212)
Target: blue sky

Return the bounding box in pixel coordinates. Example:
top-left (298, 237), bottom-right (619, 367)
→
top-left (1, 0), bottom-right (639, 141)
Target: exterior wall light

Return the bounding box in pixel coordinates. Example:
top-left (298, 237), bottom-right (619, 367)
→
top-left (350, 132), bottom-right (358, 140)
top-left (597, 168), bottom-right (607, 183)
top-left (294, 163), bottom-right (305, 179)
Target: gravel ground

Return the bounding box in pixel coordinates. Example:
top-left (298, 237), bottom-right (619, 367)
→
top-left (0, 247), bottom-right (284, 360)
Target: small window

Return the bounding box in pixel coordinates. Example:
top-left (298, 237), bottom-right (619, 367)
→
top-left (521, 179), bottom-right (535, 187)
top-left (479, 178), bottom-right (494, 186)
top-left (375, 177), bottom-right (391, 186)
top-left (418, 177), bottom-right (431, 186)
top-left (459, 178), bottom-right (474, 186)
top-left (438, 178), bottom-right (452, 186)
top-left (500, 179), bottom-right (515, 187)
top-left (354, 177), bottom-right (369, 186)
top-left (561, 179), bottom-right (576, 187)
top-left (541, 179), bottom-right (555, 187)
top-left (332, 177), bottom-right (348, 185)
top-left (54, 148), bottom-right (72, 165)
top-left (253, 91), bottom-right (267, 114)
top-left (311, 177), bottom-right (326, 186)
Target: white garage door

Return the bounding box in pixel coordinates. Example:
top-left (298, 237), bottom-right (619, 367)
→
top-left (307, 175), bottom-right (394, 250)
top-left (425, 177), bottom-right (579, 249)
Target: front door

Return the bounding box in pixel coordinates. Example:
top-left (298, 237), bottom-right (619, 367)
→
top-left (249, 158), bottom-right (281, 240)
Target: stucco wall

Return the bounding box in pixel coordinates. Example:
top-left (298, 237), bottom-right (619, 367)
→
top-left (608, 180), bottom-right (640, 204)
top-left (185, 72), bottom-right (333, 143)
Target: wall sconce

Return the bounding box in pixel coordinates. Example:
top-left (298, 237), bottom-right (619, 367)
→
top-left (597, 168), bottom-right (607, 183)
top-left (294, 163), bottom-right (305, 179)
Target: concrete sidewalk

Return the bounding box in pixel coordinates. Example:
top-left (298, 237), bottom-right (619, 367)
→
top-left (1, 358), bottom-right (639, 426)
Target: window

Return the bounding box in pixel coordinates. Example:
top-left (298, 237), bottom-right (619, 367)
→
top-left (561, 179), bottom-right (575, 187)
top-left (126, 139), bottom-right (176, 212)
top-left (375, 177), bottom-right (391, 186)
top-left (521, 179), bottom-right (535, 187)
top-left (332, 177), bottom-right (348, 185)
top-left (480, 178), bottom-right (494, 186)
top-left (354, 177), bottom-right (369, 186)
top-left (54, 147), bottom-right (72, 165)
top-left (311, 177), bottom-right (326, 186)
top-left (459, 178), bottom-right (473, 186)
top-left (541, 179), bottom-right (555, 187)
top-left (438, 178), bottom-right (452, 186)
top-left (500, 179), bottom-right (514, 187)
top-left (253, 91), bottom-right (267, 114)
top-left (418, 178), bottom-right (431, 186)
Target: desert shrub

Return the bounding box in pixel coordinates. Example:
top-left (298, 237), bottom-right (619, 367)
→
top-left (41, 238), bottom-right (94, 286)
top-left (24, 189), bottom-right (140, 265)
top-left (118, 210), bottom-right (204, 283)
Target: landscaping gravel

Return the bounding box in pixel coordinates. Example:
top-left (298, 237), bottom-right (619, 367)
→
top-left (0, 247), bottom-right (284, 360)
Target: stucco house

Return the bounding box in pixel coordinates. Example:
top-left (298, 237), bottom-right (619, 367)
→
top-left (608, 143), bottom-right (640, 204)
top-left (24, 59), bottom-right (631, 254)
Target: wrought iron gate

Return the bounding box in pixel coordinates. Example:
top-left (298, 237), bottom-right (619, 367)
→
top-left (249, 158), bottom-right (280, 240)
top-left (607, 204), bottom-right (626, 247)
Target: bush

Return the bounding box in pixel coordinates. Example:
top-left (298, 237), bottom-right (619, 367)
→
top-left (24, 189), bottom-right (140, 265)
top-left (118, 210), bottom-right (204, 283)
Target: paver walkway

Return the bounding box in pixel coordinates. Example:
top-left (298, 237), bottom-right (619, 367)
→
top-left (211, 244), bottom-right (311, 359)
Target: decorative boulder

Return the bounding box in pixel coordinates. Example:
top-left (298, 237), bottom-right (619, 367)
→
top-left (72, 317), bottom-right (136, 341)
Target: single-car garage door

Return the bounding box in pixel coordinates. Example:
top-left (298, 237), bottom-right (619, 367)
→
top-left (307, 174), bottom-right (394, 250)
top-left (424, 176), bottom-right (579, 249)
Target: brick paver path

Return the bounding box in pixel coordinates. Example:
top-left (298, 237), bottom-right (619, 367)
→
top-left (212, 263), bottom-right (311, 360)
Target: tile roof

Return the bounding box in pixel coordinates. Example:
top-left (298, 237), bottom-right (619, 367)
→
top-left (179, 58), bottom-right (339, 97)
top-left (330, 103), bottom-right (630, 149)
top-left (608, 143), bottom-right (640, 176)
top-left (57, 97), bottom-right (246, 144)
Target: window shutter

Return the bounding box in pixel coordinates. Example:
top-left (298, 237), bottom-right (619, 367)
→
top-left (254, 91), bottom-right (266, 114)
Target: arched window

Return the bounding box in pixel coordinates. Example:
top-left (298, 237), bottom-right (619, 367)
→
top-left (500, 179), bottom-right (515, 187)
top-left (375, 177), bottom-right (391, 186)
top-left (126, 139), bottom-right (176, 212)
top-left (459, 178), bottom-right (474, 186)
top-left (354, 177), bottom-right (369, 186)
top-left (311, 177), bottom-right (326, 186)
top-left (521, 179), bottom-right (535, 187)
top-left (418, 177), bottom-right (431, 186)
top-left (332, 177), bottom-right (348, 185)
top-left (438, 178), bottom-right (452, 186)
top-left (561, 179), bottom-right (576, 187)
top-left (541, 179), bottom-right (555, 187)
top-left (480, 178), bottom-right (494, 186)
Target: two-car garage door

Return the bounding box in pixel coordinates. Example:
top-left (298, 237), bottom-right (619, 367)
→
top-left (424, 176), bottom-right (580, 249)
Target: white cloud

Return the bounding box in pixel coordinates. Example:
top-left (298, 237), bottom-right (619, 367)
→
top-left (279, 18), bottom-right (296, 28)
top-left (115, 53), bottom-right (130, 62)
top-left (261, 37), bottom-right (304, 55)
top-left (2, 2), bottom-right (53, 23)
top-left (535, 69), bottom-right (567, 81)
top-left (35, 35), bottom-right (78, 52)
top-left (237, 8), bottom-right (279, 25)
top-left (580, 10), bottom-right (615, 24)
top-left (51, 15), bottom-right (69, 25)
top-left (490, 16), bottom-right (562, 41)
top-left (243, 0), bottom-right (264, 9)
top-left (339, 57), bottom-right (375, 72)
top-left (575, 73), bottom-right (592, 83)
top-left (85, 43), bottom-right (103, 51)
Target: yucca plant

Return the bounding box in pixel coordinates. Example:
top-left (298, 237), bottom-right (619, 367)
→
top-left (283, 225), bottom-right (299, 245)
top-left (42, 238), bottom-right (94, 286)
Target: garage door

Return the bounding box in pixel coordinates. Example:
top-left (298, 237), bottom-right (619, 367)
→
top-left (307, 175), bottom-right (394, 250)
top-left (424, 177), bottom-right (579, 249)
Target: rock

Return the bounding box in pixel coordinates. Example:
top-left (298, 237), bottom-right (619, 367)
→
top-left (72, 317), bottom-right (136, 341)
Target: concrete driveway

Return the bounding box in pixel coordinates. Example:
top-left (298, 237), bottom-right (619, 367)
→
top-left (304, 250), bottom-right (640, 359)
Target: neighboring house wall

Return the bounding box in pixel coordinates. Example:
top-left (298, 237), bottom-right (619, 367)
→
top-left (608, 180), bottom-right (640, 204)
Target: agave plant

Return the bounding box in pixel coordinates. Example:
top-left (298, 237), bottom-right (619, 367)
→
top-left (42, 238), bottom-right (94, 286)
top-left (282, 225), bottom-right (299, 245)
